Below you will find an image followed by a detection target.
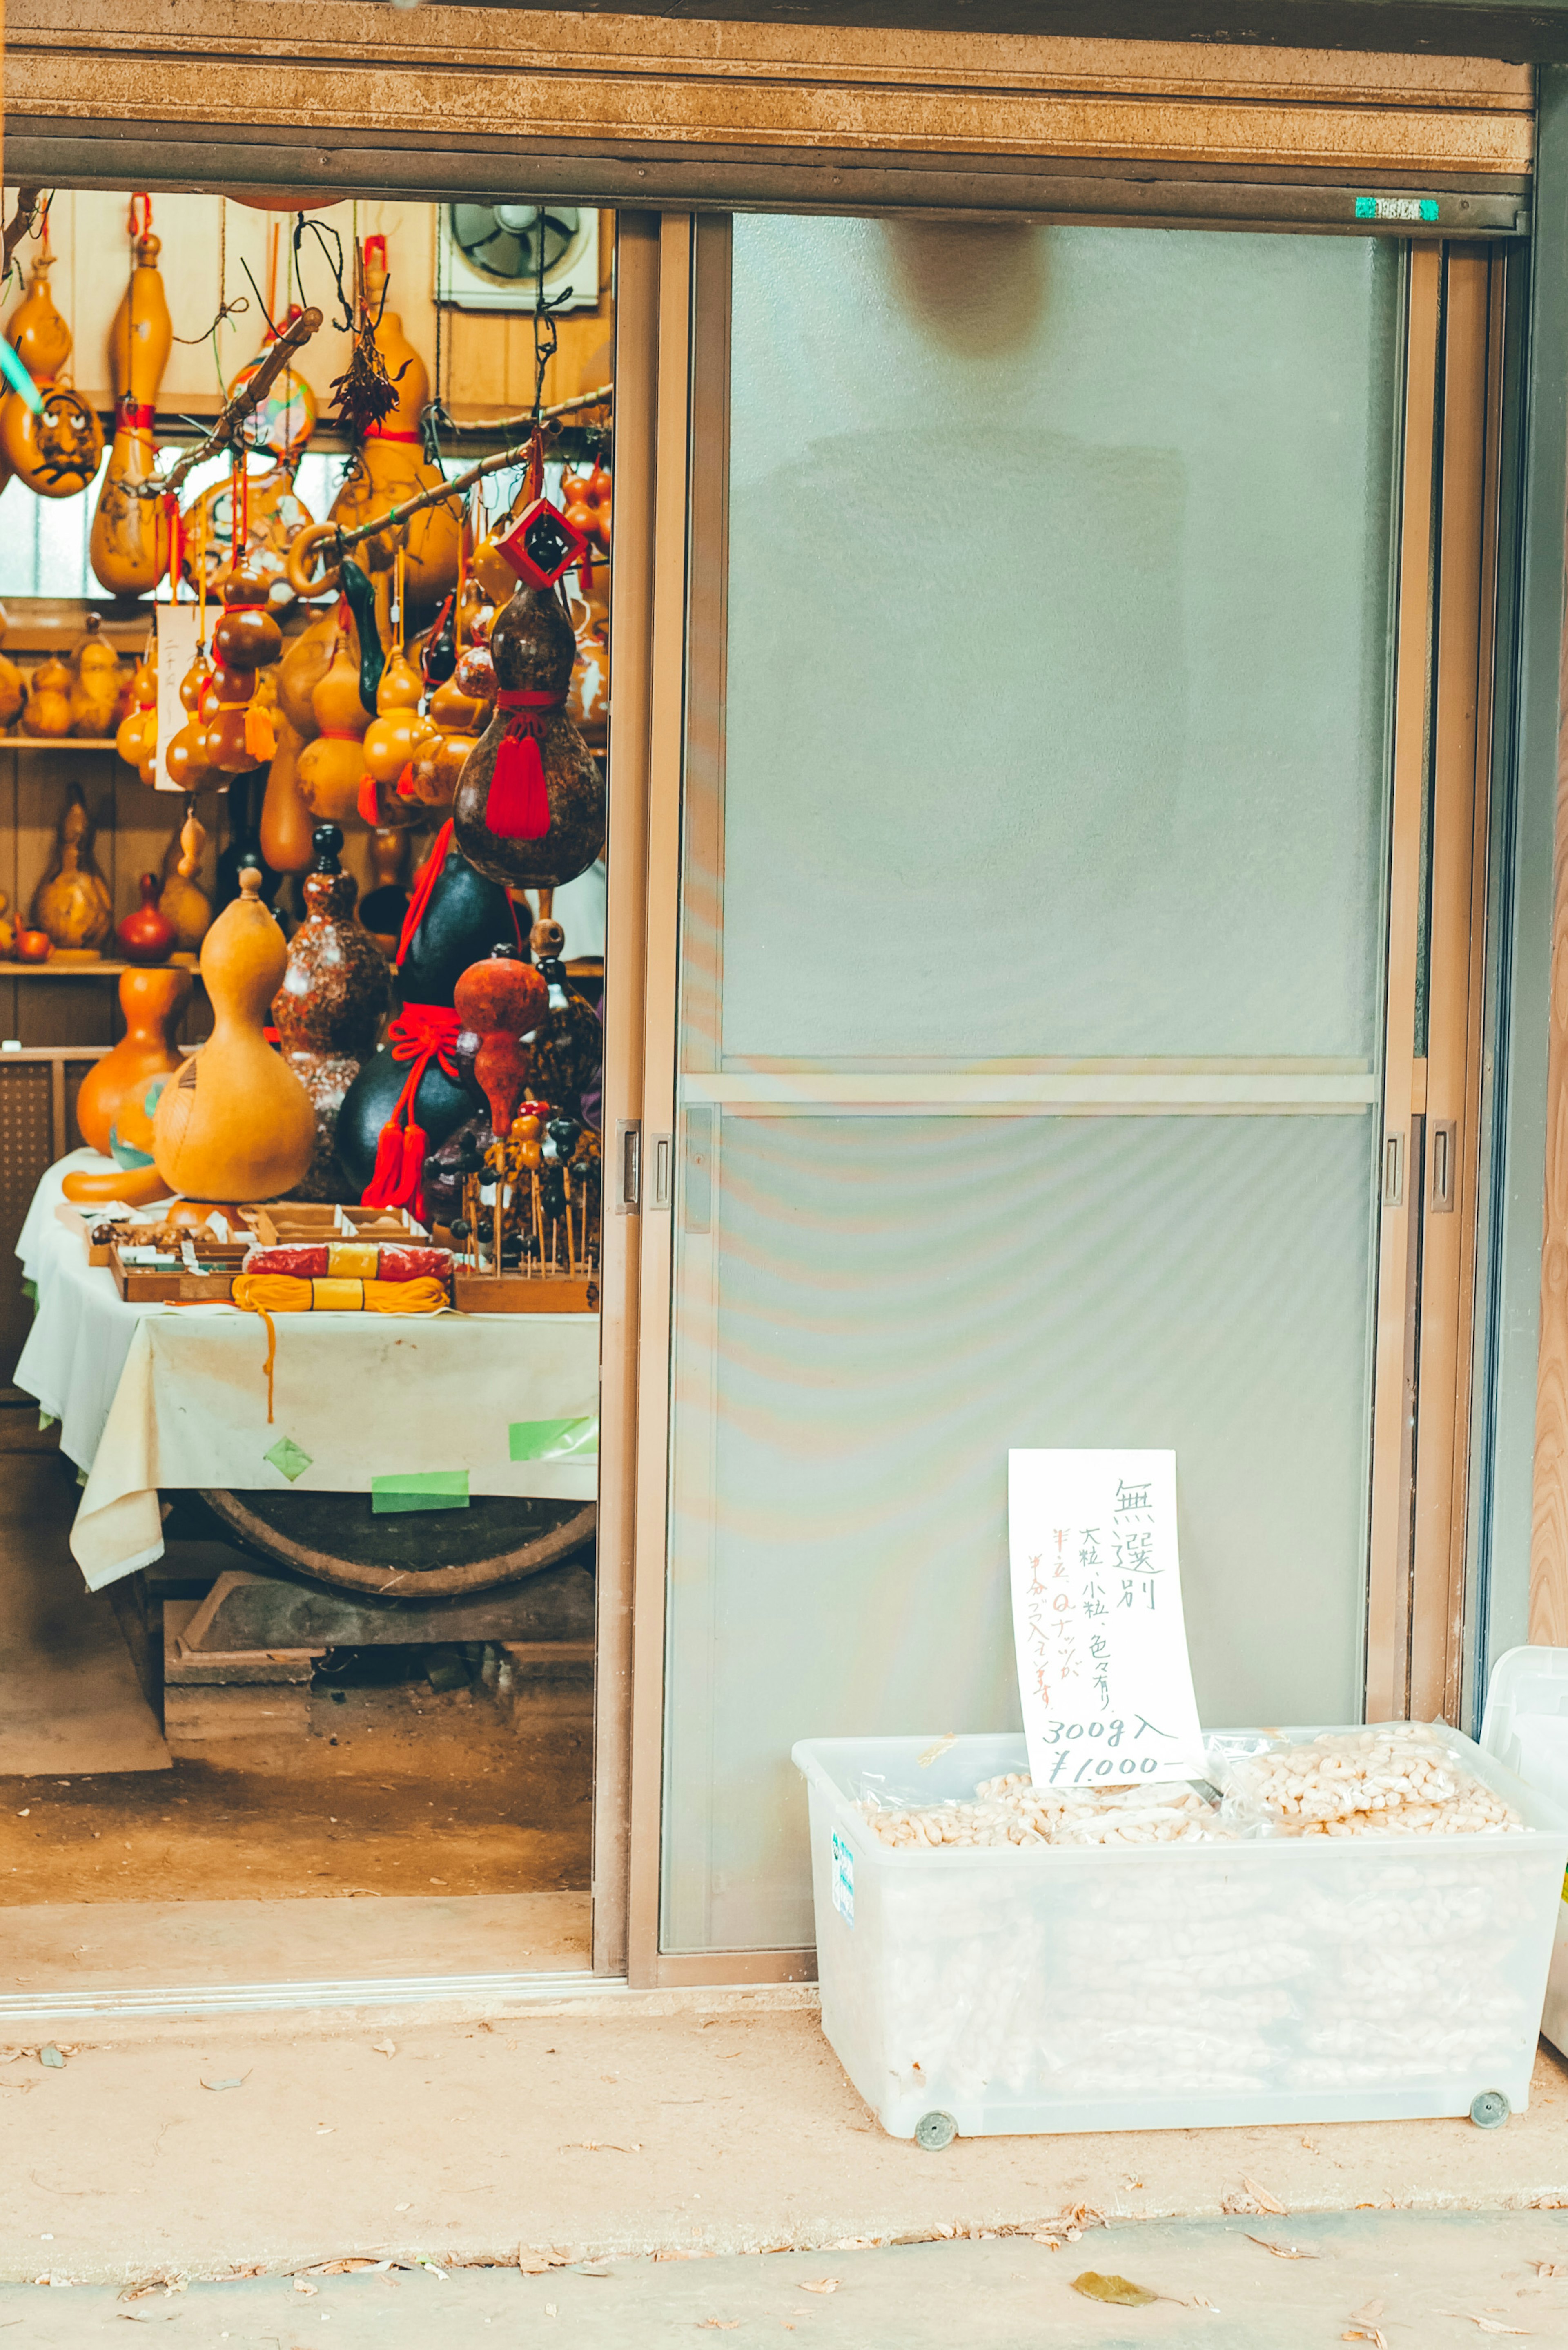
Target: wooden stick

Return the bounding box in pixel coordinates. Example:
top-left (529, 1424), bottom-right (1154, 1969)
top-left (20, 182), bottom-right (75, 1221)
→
top-left (134, 306), bottom-right (324, 500)
top-left (439, 386), bottom-right (612, 436)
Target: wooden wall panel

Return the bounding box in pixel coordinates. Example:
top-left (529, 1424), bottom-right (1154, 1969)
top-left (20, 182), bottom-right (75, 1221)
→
top-left (0, 190), bottom-right (611, 425)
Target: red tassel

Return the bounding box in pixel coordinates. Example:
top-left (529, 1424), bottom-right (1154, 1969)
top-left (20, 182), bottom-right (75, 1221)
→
top-left (392, 1121), bottom-right (427, 1208)
top-left (485, 734), bottom-right (551, 841)
top-left (357, 770), bottom-right (380, 827)
top-left (363, 1119), bottom-right (404, 1209)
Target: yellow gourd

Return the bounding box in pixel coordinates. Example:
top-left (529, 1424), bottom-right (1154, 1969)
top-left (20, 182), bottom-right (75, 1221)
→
top-left (158, 807), bottom-right (212, 952)
top-left (69, 615), bottom-right (125, 738)
top-left (275, 604), bottom-right (336, 734)
top-left (0, 605), bottom-right (26, 731)
top-left (31, 785), bottom-right (114, 952)
top-left (362, 642), bottom-right (436, 787)
top-left (326, 235), bottom-right (458, 618)
top-left (115, 645), bottom-right (158, 774)
top-left (75, 967), bottom-right (194, 1156)
top-left (152, 865), bottom-right (316, 1202)
top-left (163, 649), bottom-right (221, 793)
top-left (295, 612), bottom-right (370, 823)
top-left (0, 247), bottom-right (103, 501)
top-left (21, 653), bottom-right (72, 739)
top-left (89, 214), bottom-right (173, 598)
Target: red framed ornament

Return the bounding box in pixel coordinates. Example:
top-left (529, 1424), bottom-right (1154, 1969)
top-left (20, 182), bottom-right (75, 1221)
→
top-left (494, 496), bottom-right (590, 591)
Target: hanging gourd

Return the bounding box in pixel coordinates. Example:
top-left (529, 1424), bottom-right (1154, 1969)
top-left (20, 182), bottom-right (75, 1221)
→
top-left (258, 715), bottom-right (317, 874)
top-left (158, 804), bottom-right (213, 953)
top-left (68, 614), bottom-right (125, 739)
top-left (326, 234), bottom-right (458, 627)
top-left (201, 548), bottom-right (283, 777)
top-left (357, 553), bottom-right (438, 827)
top-left (163, 645), bottom-right (222, 794)
top-left (114, 640), bottom-right (158, 779)
top-left (271, 823), bottom-right (391, 1197)
top-left (152, 863), bottom-right (316, 1202)
top-left (452, 584), bottom-right (605, 896)
top-left (295, 602), bottom-right (372, 824)
top-left (0, 234), bottom-right (104, 501)
top-left (30, 785), bottom-right (114, 956)
top-left (89, 196), bottom-right (173, 600)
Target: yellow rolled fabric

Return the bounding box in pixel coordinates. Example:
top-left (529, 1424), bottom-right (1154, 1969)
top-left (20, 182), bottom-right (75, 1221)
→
top-left (364, 1277), bottom-right (448, 1316)
top-left (312, 1277), bottom-right (365, 1311)
top-left (326, 1242), bottom-right (379, 1279)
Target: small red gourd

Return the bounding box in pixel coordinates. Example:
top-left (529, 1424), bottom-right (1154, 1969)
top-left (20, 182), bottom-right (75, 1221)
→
top-left (116, 872), bottom-right (176, 966)
top-left (452, 945), bottom-right (548, 1138)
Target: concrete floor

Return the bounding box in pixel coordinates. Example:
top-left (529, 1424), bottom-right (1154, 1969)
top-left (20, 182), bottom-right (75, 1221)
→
top-left (4, 2212), bottom-right (1568, 2346)
top-left (6, 1994), bottom-right (1568, 2289)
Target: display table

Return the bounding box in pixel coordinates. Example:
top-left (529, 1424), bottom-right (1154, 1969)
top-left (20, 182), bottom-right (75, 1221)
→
top-left (15, 1153), bottom-right (600, 1591)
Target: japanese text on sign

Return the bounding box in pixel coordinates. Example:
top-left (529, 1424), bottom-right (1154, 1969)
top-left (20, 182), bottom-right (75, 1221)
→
top-left (1008, 1449), bottom-right (1205, 1788)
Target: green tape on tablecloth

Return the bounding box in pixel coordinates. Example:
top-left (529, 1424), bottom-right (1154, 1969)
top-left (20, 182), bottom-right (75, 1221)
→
top-left (371, 1469), bottom-right (470, 1514)
top-left (265, 1436), bottom-right (313, 1484)
top-left (508, 1416), bottom-right (599, 1462)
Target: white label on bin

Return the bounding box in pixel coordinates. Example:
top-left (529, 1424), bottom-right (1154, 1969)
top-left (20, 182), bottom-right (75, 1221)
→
top-left (831, 1831), bottom-right (854, 1927)
top-left (1009, 1448), bottom-right (1205, 1788)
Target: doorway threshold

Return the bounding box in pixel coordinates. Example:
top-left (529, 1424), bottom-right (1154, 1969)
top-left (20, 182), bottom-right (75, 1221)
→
top-left (0, 1888), bottom-right (596, 2023)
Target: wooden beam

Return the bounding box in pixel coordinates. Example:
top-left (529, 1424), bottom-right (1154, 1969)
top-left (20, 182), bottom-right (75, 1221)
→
top-left (5, 0), bottom-right (1535, 179)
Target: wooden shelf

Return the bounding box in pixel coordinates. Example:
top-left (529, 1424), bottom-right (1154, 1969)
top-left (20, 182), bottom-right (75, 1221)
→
top-left (2, 739), bottom-right (127, 753)
top-left (0, 959), bottom-right (202, 979)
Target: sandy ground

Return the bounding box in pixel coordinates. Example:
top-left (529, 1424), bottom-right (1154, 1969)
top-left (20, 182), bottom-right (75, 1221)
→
top-left (4, 2211), bottom-right (1568, 2346)
top-left (4, 1999), bottom-right (1568, 2289)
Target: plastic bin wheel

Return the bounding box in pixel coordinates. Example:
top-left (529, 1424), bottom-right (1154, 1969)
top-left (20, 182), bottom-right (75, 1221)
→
top-left (1470, 2090), bottom-right (1510, 2130)
top-left (914, 2111), bottom-right (957, 2152)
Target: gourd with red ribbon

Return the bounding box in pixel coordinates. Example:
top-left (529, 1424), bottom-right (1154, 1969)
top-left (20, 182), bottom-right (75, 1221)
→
top-left (452, 582), bottom-right (604, 896)
top-left (333, 823), bottom-right (520, 1220)
top-left (90, 195), bottom-right (173, 599)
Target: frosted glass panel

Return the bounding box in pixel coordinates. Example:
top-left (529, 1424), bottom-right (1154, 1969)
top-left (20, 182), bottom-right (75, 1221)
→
top-left (663, 1114), bottom-right (1376, 1953)
top-left (718, 219), bottom-right (1398, 1061)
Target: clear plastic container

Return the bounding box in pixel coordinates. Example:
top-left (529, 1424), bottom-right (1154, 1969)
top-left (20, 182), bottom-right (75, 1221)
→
top-left (793, 1728), bottom-right (1567, 2140)
top-left (1479, 1645), bottom-right (1568, 2063)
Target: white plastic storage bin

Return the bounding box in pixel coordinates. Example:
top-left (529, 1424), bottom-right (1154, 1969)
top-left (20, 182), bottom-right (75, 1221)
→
top-left (793, 1729), bottom-right (1568, 2141)
top-left (1480, 1646), bottom-right (1568, 2063)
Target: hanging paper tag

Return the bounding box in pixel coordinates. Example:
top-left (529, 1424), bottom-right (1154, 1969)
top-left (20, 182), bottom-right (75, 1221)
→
top-left (1008, 1448), bottom-right (1205, 1789)
top-left (155, 602), bottom-right (200, 793)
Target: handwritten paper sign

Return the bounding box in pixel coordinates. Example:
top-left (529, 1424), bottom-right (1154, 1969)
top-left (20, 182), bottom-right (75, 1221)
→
top-left (1008, 1449), bottom-right (1205, 1789)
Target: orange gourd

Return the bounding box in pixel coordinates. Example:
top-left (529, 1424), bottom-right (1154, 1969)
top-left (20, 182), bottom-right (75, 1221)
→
top-left (258, 714), bottom-right (316, 872)
top-left (152, 865), bottom-right (316, 1202)
top-left (75, 967), bottom-right (193, 1155)
top-left (0, 245), bottom-right (104, 501)
top-left (295, 610), bottom-right (370, 823)
top-left (89, 213), bottom-right (173, 598)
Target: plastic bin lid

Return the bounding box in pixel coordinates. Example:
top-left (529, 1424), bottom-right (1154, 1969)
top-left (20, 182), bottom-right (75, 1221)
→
top-left (1479, 1645), bottom-right (1568, 1815)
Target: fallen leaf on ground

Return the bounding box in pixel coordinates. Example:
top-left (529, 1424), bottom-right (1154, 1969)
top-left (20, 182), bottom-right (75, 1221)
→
top-left (199, 2076), bottom-right (248, 2092)
top-left (1342, 2330), bottom-right (1388, 2348)
top-left (307, 2259), bottom-right (380, 2276)
top-left (1246, 2236), bottom-right (1320, 2260)
top-left (798, 2280), bottom-right (839, 2295)
top-left (1242, 2177), bottom-right (1288, 2216)
top-left (370, 2040), bottom-right (397, 2057)
top-left (1070, 2273), bottom-right (1159, 2307)
top-left (39, 2046), bottom-right (65, 2070)
top-left (1535, 2264), bottom-right (1568, 2279)
top-left (292, 2279), bottom-right (318, 2297)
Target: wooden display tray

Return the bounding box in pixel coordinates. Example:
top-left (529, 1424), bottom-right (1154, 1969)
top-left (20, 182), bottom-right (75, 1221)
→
top-left (109, 1237), bottom-right (249, 1303)
top-left (453, 1266), bottom-right (599, 1315)
top-left (246, 1203), bottom-right (428, 1246)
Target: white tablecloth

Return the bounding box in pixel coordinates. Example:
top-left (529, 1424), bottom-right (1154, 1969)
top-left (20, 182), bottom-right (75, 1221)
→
top-left (15, 1153), bottom-right (601, 1591)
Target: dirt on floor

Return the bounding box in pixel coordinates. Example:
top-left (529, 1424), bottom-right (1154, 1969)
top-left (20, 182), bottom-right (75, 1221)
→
top-left (0, 1680), bottom-right (592, 1903)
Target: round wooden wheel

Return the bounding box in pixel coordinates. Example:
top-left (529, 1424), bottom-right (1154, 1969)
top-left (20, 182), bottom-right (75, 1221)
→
top-left (198, 1488), bottom-right (597, 1599)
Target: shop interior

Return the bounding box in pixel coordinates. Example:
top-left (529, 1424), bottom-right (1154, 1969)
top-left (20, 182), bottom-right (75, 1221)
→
top-left (0, 186), bottom-right (613, 1978)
